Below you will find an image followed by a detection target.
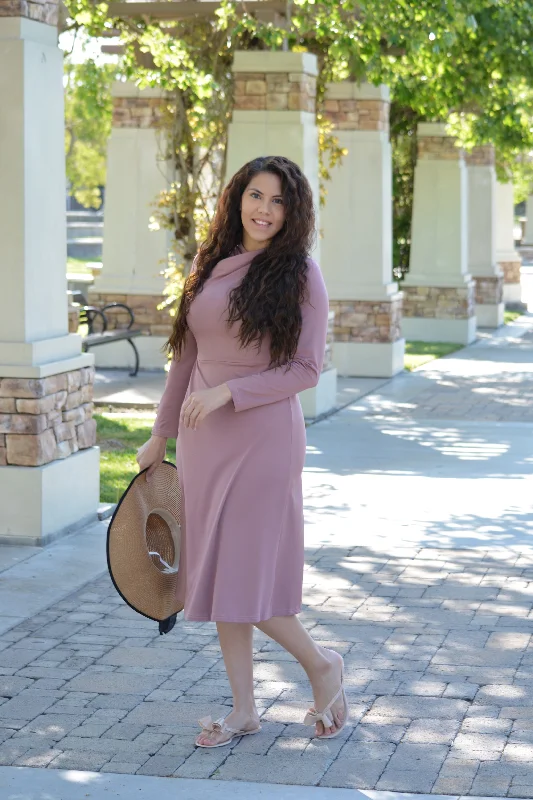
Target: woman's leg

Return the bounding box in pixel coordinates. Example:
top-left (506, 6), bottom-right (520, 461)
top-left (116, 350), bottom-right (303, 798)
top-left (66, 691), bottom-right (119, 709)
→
top-left (196, 621), bottom-right (260, 746)
top-left (255, 615), bottom-right (345, 737)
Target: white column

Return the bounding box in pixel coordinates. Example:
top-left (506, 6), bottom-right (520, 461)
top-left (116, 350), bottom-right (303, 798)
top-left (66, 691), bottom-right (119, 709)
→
top-left (226, 51), bottom-right (336, 418)
top-left (402, 123), bottom-right (476, 344)
top-left (466, 147), bottom-right (503, 328)
top-left (0, 14), bottom-right (99, 545)
top-left (524, 194), bottom-right (533, 245)
top-left (321, 82), bottom-right (404, 378)
top-left (90, 82), bottom-right (171, 369)
top-left (495, 180), bottom-right (522, 305)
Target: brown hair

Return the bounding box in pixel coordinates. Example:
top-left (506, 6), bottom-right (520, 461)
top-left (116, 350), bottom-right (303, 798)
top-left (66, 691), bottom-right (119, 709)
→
top-left (165, 155), bottom-right (316, 369)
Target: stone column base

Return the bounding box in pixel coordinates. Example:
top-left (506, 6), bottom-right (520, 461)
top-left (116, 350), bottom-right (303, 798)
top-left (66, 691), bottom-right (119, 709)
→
top-left (474, 275), bottom-right (504, 328)
top-left (0, 366), bottom-right (96, 465)
top-left (333, 339), bottom-right (405, 378)
top-left (503, 283), bottom-right (523, 305)
top-left (89, 336), bottom-right (168, 371)
top-left (499, 260), bottom-right (521, 284)
top-left (0, 365), bottom-right (100, 544)
top-left (328, 295), bottom-right (404, 377)
top-left (88, 292), bottom-right (173, 338)
top-left (299, 367), bottom-right (338, 419)
top-left (402, 283), bottom-right (477, 344)
top-left (87, 291), bottom-right (173, 370)
top-left (0, 448), bottom-right (100, 545)
top-left (498, 260), bottom-right (523, 306)
top-left (402, 316), bottom-right (476, 344)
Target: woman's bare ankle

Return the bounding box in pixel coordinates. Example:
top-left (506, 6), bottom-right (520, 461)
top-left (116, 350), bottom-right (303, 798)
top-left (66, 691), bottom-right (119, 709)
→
top-left (231, 705), bottom-right (259, 721)
top-left (306, 646), bottom-right (337, 680)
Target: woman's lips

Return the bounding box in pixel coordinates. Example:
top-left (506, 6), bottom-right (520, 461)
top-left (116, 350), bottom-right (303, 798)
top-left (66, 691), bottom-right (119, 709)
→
top-left (252, 218), bottom-right (271, 228)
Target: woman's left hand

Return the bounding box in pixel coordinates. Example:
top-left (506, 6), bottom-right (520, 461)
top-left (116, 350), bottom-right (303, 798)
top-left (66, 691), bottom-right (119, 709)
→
top-left (180, 384), bottom-right (233, 430)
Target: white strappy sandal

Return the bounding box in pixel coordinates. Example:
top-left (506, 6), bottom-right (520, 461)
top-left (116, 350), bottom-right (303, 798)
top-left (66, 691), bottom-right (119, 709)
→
top-left (195, 715), bottom-right (262, 748)
top-left (303, 656), bottom-right (349, 739)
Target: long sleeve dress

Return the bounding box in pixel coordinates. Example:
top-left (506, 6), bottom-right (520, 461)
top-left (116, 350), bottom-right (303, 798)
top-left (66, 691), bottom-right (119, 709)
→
top-left (152, 245), bottom-right (329, 622)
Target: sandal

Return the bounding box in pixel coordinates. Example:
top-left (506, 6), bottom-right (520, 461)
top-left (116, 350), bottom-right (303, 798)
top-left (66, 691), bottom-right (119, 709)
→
top-left (303, 655), bottom-right (349, 739)
top-left (195, 714), bottom-right (262, 748)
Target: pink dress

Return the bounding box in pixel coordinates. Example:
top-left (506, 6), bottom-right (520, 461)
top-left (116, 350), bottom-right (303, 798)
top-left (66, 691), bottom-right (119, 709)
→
top-left (152, 246), bottom-right (329, 622)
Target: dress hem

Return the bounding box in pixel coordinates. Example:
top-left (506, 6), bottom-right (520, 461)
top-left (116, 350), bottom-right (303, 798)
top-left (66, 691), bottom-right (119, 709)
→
top-left (183, 606), bottom-right (302, 623)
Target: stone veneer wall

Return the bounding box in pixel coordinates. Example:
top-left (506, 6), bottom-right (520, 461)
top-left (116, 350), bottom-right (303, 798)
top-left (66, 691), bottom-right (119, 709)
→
top-left (234, 72), bottom-right (316, 112)
top-left (403, 283), bottom-right (475, 320)
top-left (475, 275), bottom-right (503, 306)
top-left (112, 97), bottom-right (165, 129)
top-left (465, 144), bottom-right (502, 307)
top-left (323, 98), bottom-right (389, 132)
top-left (417, 136), bottom-right (463, 161)
top-left (68, 306), bottom-right (80, 334)
top-left (322, 310), bottom-right (335, 371)
top-left (0, 0), bottom-right (58, 23)
top-left (499, 261), bottom-right (521, 285)
top-left (0, 367), bottom-right (96, 467)
top-left (89, 292), bottom-right (172, 338)
top-left (465, 145), bottom-right (495, 167)
top-left (329, 296), bottom-right (402, 343)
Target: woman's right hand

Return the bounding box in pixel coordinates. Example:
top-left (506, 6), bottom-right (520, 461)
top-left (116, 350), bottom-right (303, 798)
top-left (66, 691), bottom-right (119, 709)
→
top-left (136, 435), bottom-right (167, 481)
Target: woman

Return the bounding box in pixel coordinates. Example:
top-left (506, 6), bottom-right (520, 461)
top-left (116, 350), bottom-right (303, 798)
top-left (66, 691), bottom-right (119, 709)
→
top-left (136, 155), bottom-right (348, 748)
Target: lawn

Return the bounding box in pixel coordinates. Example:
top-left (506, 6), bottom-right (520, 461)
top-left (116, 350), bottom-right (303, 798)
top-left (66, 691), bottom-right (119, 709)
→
top-left (504, 309), bottom-right (523, 324)
top-left (404, 341), bottom-right (463, 371)
top-left (67, 257), bottom-right (95, 275)
top-left (96, 412), bottom-right (173, 504)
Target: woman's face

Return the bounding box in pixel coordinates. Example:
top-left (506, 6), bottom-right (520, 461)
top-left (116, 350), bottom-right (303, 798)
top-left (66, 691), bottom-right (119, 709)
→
top-left (240, 171), bottom-right (286, 251)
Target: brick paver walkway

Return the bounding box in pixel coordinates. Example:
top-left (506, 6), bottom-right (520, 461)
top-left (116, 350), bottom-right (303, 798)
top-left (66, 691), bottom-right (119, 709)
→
top-left (1, 319), bottom-right (533, 797)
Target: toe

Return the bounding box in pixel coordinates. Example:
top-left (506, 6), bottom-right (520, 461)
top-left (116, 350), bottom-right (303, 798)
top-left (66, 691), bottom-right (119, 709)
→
top-left (315, 721), bottom-right (325, 737)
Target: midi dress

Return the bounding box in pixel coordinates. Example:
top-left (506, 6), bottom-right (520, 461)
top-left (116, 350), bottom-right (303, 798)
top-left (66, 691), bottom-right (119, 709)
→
top-left (151, 245), bottom-right (329, 623)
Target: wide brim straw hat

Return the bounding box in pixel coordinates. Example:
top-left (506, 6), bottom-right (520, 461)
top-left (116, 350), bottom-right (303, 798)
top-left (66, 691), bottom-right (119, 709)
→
top-left (106, 460), bottom-right (184, 634)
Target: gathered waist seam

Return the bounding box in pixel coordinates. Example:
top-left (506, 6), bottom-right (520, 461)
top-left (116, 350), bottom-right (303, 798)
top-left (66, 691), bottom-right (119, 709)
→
top-left (196, 358), bottom-right (266, 366)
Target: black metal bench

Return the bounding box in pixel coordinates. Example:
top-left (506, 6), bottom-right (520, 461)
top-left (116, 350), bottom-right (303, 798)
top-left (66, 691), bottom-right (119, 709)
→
top-left (71, 292), bottom-right (143, 378)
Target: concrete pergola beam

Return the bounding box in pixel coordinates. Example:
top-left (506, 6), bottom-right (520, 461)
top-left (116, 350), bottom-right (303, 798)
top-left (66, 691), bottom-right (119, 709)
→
top-left (106, 0), bottom-right (287, 21)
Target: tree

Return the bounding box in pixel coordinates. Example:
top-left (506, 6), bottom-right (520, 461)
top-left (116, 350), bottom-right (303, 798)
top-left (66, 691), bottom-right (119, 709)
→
top-left (62, 0), bottom-right (533, 273)
top-left (64, 58), bottom-right (118, 209)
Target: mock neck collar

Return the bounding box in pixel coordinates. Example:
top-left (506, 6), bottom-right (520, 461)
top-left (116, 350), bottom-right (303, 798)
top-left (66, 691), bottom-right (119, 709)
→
top-left (212, 244), bottom-right (266, 278)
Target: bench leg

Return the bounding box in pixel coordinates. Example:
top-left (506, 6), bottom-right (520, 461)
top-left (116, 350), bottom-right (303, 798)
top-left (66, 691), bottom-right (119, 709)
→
top-left (126, 338), bottom-right (140, 377)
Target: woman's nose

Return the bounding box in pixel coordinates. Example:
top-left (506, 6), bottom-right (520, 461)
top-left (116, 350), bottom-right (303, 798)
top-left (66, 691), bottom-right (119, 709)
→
top-left (257, 200), bottom-right (271, 214)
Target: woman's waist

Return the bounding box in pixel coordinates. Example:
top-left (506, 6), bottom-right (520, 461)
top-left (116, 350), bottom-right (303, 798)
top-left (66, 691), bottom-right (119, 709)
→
top-left (193, 357), bottom-right (271, 381)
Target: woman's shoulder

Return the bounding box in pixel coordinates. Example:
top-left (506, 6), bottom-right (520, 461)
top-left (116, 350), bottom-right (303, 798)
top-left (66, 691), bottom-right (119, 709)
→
top-left (303, 255), bottom-right (328, 304)
top-left (305, 255), bottom-right (323, 274)
top-left (305, 255), bottom-right (326, 285)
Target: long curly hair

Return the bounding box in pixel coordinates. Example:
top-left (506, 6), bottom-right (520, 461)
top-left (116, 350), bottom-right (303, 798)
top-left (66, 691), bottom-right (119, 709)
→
top-left (165, 155), bottom-right (316, 369)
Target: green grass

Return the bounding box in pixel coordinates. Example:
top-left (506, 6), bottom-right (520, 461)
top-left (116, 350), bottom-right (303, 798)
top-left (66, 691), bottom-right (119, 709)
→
top-left (504, 310), bottom-right (523, 325)
top-left (95, 412), bottom-right (175, 503)
top-left (67, 257), bottom-right (94, 275)
top-left (404, 341), bottom-right (463, 372)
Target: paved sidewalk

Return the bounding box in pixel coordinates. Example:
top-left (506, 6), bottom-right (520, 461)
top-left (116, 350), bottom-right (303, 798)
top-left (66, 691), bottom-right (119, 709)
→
top-left (1, 317), bottom-right (533, 797)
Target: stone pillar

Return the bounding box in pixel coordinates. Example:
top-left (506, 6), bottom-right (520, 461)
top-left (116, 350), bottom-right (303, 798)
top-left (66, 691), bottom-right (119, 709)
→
top-left (524, 193), bottom-right (533, 246)
top-left (0, 4), bottom-right (99, 544)
top-left (321, 82), bottom-right (404, 378)
top-left (227, 51), bottom-right (337, 418)
top-left (90, 82), bottom-right (172, 369)
top-left (402, 123), bottom-right (476, 344)
top-left (465, 146), bottom-right (503, 328)
top-left (495, 181), bottom-right (522, 305)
